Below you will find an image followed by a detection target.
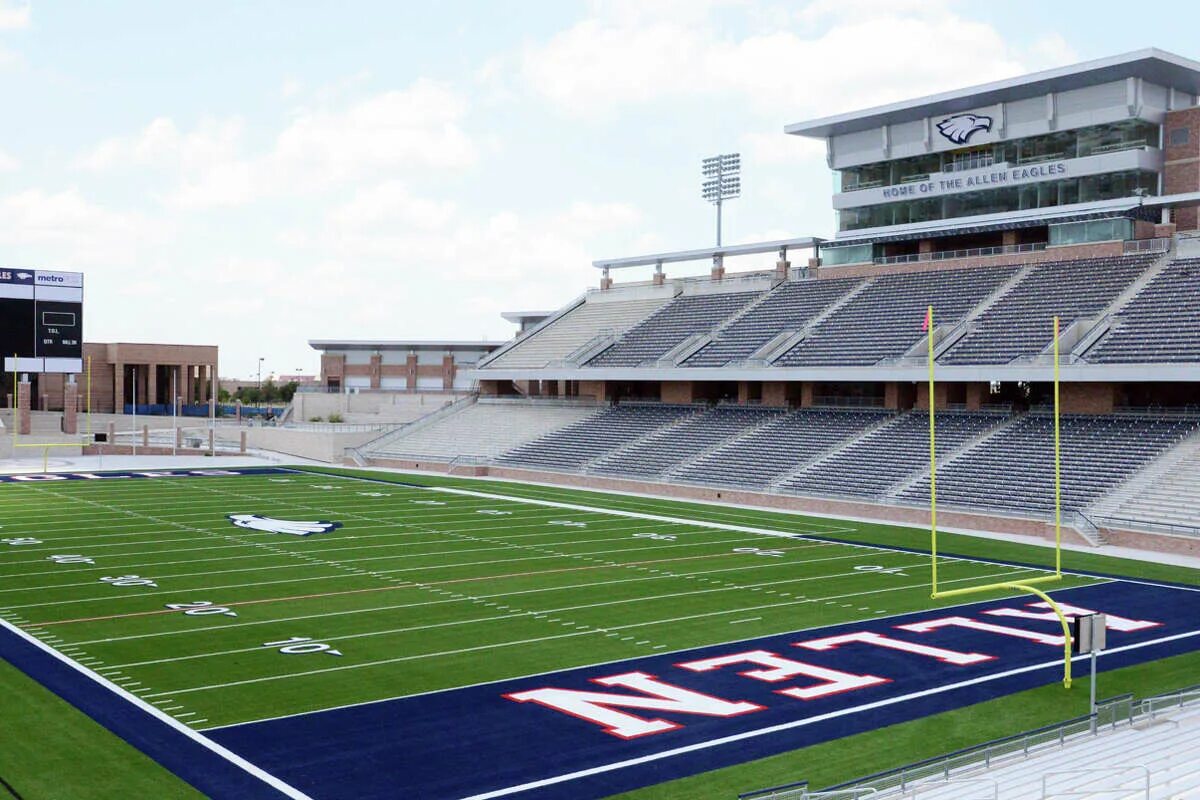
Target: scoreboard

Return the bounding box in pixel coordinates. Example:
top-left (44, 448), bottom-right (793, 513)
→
top-left (0, 269), bottom-right (84, 374)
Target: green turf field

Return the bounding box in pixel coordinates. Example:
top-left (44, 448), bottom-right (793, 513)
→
top-left (1, 466), bottom-right (1197, 799)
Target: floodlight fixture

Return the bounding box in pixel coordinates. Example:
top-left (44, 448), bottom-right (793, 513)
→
top-left (701, 152), bottom-right (740, 245)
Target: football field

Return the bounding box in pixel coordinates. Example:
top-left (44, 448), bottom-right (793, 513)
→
top-left (1, 467), bottom-right (1198, 800)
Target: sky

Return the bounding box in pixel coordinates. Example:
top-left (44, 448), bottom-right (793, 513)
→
top-left (1, 1), bottom-right (1198, 381)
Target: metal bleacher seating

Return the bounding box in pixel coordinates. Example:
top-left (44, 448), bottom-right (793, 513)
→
top-left (780, 410), bottom-right (1007, 499)
top-left (682, 277), bottom-right (862, 367)
top-left (941, 254), bottom-right (1156, 364)
top-left (899, 412), bottom-right (1200, 514)
top-left (589, 405), bottom-right (782, 478)
top-left (775, 265), bottom-right (1017, 366)
top-left (588, 291), bottom-right (761, 367)
top-left (672, 407), bottom-right (894, 489)
top-left (485, 296), bottom-right (667, 368)
top-left (494, 403), bottom-right (698, 472)
top-left (1087, 257), bottom-right (1200, 363)
top-left (364, 400), bottom-right (602, 461)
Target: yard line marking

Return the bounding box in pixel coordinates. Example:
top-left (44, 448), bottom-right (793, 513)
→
top-left (102, 560), bottom-right (940, 668)
top-left (56, 549), bottom-right (906, 641)
top-left (146, 566), bottom-right (1039, 699)
top-left (730, 617), bottom-right (762, 625)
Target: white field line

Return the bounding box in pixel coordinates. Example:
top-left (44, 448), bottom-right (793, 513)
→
top-left (0, 616), bottom-right (315, 800)
top-left (0, 527), bottom-right (777, 585)
top-left (69, 548), bottom-right (914, 646)
top-left (104, 558), bottom-right (942, 668)
top-left (144, 565), bottom-right (1038, 700)
top-left (0, 532), bottom-right (816, 599)
top-left (0, 534), bottom-right (780, 591)
top-left (0, 479), bottom-right (851, 533)
top-left (455, 626), bottom-right (1200, 800)
top-left (0, 514), bottom-right (720, 560)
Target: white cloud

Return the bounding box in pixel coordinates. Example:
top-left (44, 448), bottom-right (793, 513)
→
top-left (75, 78), bottom-right (478, 208)
top-left (0, 0), bottom-right (30, 30)
top-left (518, 2), bottom-right (1077, 119)
top-left (0, 187), bottom-right (167, 265)
top-left (0, 146), bottom-right (18, 171)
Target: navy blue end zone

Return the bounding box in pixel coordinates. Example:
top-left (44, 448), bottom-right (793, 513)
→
top-left (203, 580), bottom-right (1200, 800)
top-left (0, 619), bottom-right (305, 799)
top-left (0, 466), bottom-right (296, 484)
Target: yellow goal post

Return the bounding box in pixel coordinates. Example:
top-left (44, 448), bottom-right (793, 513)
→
top-left (926, 308), bottom-right (1073, 688)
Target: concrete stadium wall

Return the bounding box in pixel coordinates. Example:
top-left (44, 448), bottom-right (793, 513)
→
top-left (292, 392), bottom-right (461, 424)
top-left (241, 428), bottom-right (382, 463)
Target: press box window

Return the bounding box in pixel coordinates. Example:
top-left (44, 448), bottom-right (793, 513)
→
top-left (1169, 127), bottom-right (1190, 147)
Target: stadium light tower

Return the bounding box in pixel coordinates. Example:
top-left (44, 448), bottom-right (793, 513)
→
top-left (701, 152), bottom-right (740, 246)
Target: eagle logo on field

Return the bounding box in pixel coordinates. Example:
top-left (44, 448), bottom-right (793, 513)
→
top-left (936, 113), bottom-right (993, 145)
top-left (227, 514), bottom-right (342, 536)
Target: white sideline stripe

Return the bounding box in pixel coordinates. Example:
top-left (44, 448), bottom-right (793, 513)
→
top-left (457, 627), bottom-right (1200, 800)
top-left (0, 617), bottom-right (313, 800)
top-left (147, 565), bottom-right (1036, 700)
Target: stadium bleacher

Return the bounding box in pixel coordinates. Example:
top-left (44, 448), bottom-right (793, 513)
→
top-left (365, 400), bottom-right (601, 461)
top-left (589, 405), bottom-right (781, 478)
top-left (775, 264), bottom-right (1017, 366)
top-left (672, 407), bottom-right (894, 488)
top-left (588, 290), bottom-right (761, 367)
top-left (940, 254), bottom-right (1158, 364)
top-left (485, 295), bottom-right (668, 368)
top-left (1086, 257), bottom-right (1200, 363)
top-left (682, 277), bottom-right (862, 367)
top-left (495, 403), bottom-right (699, 471)
top-left (780, 410), bottom-right (1008, 499)
top-left (899, 411), bottom-right (1200, 514)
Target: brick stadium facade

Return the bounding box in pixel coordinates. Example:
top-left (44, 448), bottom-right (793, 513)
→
top-left (312, 340), bottom-right (502, 393)
top-left (26, 342), bottom-right (218, 414)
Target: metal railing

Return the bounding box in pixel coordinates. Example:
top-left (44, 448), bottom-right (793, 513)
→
top-left (875, 242), bottom-right (1046, 266)
top-left (1137, 681), bottom-right (1200, 719)
top-left (1089, 514), bottom-right (1200, 539)
top-left (749, 681), bottom-right (1200, 800)
top-left (1123, 237), bottom-right (1171, 253)
top-left (785, 696), bottom-right (1135, 797)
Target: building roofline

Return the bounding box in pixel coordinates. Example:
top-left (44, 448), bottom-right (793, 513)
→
top-left (593, 236), bottom-right (822, 270)
top-left (786, 48), bottom-right (1200, 139)
top-left (308, 339), bottom-right (501, 351)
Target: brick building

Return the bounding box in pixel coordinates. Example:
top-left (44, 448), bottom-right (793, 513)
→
top-left (311, 340), bottom-right (501, 393)
top-left (27, 342), bottom-right (219, 413)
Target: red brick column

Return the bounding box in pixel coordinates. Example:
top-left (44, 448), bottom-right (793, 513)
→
top-left (16, 381), bottom-right (30, 435)
top-left (406, 354), bottom-right (418, 391)
top-left (799, 382), bottom-right (814, 408)
top-left (369, 354), bottom-right (382, 389)
top-left (762, 382), bottom-right (788, 407)
top-left (113, 363), bottom-right (125, 411)
top-left (1163, 107), bottom-right (1200, 231)
top-left (63, 386), bottom-right (78, 435)
top-left (775, 259), bottom-right (791, 280)
top-left (442, 355), bottom-right (454, 391)
top-left (147, 364), bottom-right (158, 406)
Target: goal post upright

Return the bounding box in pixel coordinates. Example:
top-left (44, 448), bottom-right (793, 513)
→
top-left (928, 305), bottom-right (938, 597)
top-left (927, 314), bottom-right (1072, 688)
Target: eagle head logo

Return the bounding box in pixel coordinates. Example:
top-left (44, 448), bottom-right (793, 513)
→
top-left (936, 113), bottom-right (994, 145)
top-left (227, 514), bottom-right (342, 536)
